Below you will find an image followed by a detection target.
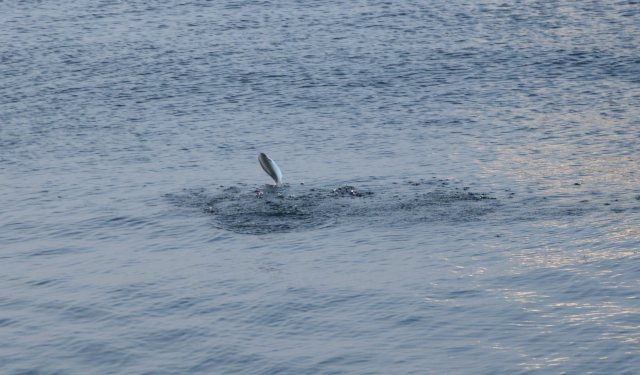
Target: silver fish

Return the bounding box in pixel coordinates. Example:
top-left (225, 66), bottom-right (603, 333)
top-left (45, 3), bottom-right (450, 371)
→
top-left (258, 153), bottom-right (283, 185)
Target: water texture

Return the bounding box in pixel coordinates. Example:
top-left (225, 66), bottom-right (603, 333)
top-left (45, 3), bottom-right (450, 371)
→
top-left (1, 1), bottom-right (639, 374)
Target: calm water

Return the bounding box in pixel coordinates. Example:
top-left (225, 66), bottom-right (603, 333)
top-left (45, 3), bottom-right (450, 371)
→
top-left (1, 1), bottom-right (639, 374)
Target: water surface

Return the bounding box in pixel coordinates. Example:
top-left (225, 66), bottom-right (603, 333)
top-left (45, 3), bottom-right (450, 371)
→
top-left (1, 1), bottom-right (639, 374)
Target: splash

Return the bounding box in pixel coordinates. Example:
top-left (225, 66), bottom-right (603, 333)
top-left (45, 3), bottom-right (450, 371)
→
top-left (168, 179), bottom-right (498, 234)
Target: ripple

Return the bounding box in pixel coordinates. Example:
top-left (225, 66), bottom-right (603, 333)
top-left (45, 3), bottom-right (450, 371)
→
top-left (168, 180), bottom-right (498, 234)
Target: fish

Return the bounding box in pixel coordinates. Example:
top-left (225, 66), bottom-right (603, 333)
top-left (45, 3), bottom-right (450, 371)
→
top-left (258, 153), bottom-right (283, 185)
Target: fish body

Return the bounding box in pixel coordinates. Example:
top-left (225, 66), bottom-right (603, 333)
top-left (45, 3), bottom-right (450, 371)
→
top-left (258, 153), bottom-right (283, 185)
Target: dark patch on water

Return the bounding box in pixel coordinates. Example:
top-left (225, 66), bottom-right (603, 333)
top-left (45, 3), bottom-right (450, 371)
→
top-left (167, 179), bottom-right (498, 234)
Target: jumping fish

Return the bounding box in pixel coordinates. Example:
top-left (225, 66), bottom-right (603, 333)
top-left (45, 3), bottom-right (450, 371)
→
top-left (258, 153), bottom-right (283, 185)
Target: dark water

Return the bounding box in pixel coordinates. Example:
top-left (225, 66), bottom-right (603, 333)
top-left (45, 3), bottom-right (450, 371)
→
top-left (1, 1), bottom-right (639, 374)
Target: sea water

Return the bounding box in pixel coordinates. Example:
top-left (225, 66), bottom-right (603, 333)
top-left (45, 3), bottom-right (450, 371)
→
top-left (1, 1), bottom-right (639, 374)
